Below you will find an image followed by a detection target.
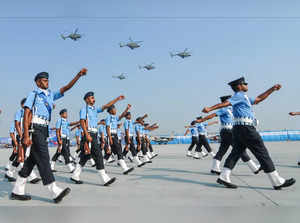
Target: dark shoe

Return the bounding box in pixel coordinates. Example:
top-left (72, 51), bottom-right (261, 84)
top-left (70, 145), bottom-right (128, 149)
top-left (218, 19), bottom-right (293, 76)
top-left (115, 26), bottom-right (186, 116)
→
top-left (70, 178), bottom-right (83, 184)
top-left (5, 174), bottom-right (16, 182)
top-left (53, 187), bottom-right (71, 204)
top-left (29, 178), bottom-right (41, 184)
top-left (5, 168), bottom-right (9, 171)
top-left (151, 154), bottom-right (158, 159)
top-left (202, 153), bottom-right (209, 158)
top-left (104, 177), bottom-right (116, 186)
top-left (274, 178), bottom-right (296, 190)
top-left (211, 170), bottom-right (221, 175)
top-left (138, 162), bottom-right (147, 167)
top-left (298, 162), bottom-right (300, 166)
top-left (128, 157), bottom-right (133, 163)
top-left (51, 169), bottom-right (57, 173)
top-left (217, 178), bottom-right (238, 189)
top-left (254, 166), bottom-right (263, 175)
top-left (123, 167), bottom-right (134, 175)
top-left (10, 193), bottom-right (31, 201)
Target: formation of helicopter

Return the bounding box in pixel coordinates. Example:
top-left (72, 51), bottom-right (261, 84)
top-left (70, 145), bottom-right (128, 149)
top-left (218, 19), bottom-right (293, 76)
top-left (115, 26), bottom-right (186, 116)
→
top-left (112, 73), bottom-right (127, 80)
top-left (60, 30), bottom-right (192, 80)
top-left (61, 28), bottom-right (82, 41)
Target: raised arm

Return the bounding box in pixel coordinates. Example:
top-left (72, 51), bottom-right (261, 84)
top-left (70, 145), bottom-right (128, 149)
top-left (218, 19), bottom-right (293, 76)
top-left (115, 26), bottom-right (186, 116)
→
top-left (202, 101), bottom-right (231, 113)
top-left (184, 129), bottom-right (190, 136)
top-left (59, 68), bottom-right (87, 95)
top-left (289, 112), bottom-right (300, 116)
top-left (101, 95), bottom-right (125, 111)
top-left (207, 120), bottom-right (218, 126)
top-left (119, 104), bottom-right (131, 120)
top-left (253, 84), bottom-right (281, 105)
top-left (140, 114), bottom-right (148, 121)
top-left (196, 113), bottom-right (217, 123)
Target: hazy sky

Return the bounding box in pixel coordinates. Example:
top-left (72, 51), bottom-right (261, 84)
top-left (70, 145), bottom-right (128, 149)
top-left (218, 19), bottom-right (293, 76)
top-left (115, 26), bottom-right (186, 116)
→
top-left (1, 0), bottom-right (300, 136)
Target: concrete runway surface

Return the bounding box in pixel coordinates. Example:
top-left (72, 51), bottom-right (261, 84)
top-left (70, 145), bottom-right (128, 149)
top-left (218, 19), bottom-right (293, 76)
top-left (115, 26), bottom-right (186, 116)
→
top-left (0, 142), bottom-right (299, 222)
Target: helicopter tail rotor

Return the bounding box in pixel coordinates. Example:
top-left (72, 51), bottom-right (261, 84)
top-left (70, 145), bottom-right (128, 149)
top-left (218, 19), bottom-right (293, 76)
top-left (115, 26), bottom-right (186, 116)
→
top-left (138, 65), bottom-right (143, 70)
top-left (170, 52), bottom-right (175, 58)
top-left (119, 42), bottom-right (125, 47)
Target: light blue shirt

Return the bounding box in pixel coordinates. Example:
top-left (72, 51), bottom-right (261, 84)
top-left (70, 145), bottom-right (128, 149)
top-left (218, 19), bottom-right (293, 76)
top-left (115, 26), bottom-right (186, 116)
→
top-left (98, 124), bottom-right (107, 137)
top-left (216, 107), bottom-right (234, 125)
top-left (56, 118), bottom-right (70, 137)
top-left (105, 115), bottom-right (119, 133)
top-left (228, 91), bottom-right (255, 119)
top-left (117, 128), bottom-right (122, 139)
top-left (9, 122), bottom-right (16, 134)
top-left (14, 108), bottom-right (24, 122)
top-left (196, 123), bottom-right (208, 134)
top-left (24, 88), bottom-right (63, 121)
top-left (135, 123), bottom-right (142, 136)
top-left (189, 126), bottom-right (198, 137)
top-left (80, 105), bottom-right (103, 129)
top-left (124, 119), bottom-right (134, 135)
top-left (75, 128), bottom-right (82, 137)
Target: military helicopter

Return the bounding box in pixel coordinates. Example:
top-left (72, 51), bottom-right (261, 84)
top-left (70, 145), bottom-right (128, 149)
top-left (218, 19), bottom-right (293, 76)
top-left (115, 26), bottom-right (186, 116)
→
top-left (170, 48), bottom-right (192, 58)
top-left (61, 28), bottom-right (82, 41)
top-left (139, 63), bottom-right (155, 71)
top-left (119, 37), bottom-right (143, 50)
top-left (112, 73), bottom-right (127, 80)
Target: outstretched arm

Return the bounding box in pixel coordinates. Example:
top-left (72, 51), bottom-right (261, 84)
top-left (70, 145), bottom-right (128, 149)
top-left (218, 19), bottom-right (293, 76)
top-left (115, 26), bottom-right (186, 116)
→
top-left (119, 104), bottom-right (131, 120)
top-left (289, 112), bottom-right (300, 116)
top-left (207, 121), bottom-right (218, 126)
top-left (70, 121), bottom-right (80, 127)
top-left (202, 101), bottom-right (231, 113)
top-left (196, 113), bottom-right (217, 123)
top-left (253, 84), bottom-right (281, 105)
top-left (184, 129), bottom-right (190, 136)
top-left (101, 95), bottom-right (125, 111)
top-left (60, 68), bottom-right (87, 95)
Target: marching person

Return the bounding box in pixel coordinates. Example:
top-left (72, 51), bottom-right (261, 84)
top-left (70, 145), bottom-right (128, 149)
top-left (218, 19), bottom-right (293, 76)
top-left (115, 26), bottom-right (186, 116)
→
top-left (123, 112), bottom-right (146, 167)
top-left (202, 77), bottom-right (296, 190)
top-left (71, 92), bottom-right (124, 185)
top-left (184, 121), bottom-right (199, 157)
top-left (50, 109), bottom-right (79, 173)
top-left (6, 99), bottom-right (41, 184)
top-left (288, 111), bottom-right (300, 166)
top-left (99, 119), bottom-right (114, 164)
top-left (144, 123), bottom-right (159, 159)
top-left (11, 68), bottom-right (87, 203)
top-left (199, 95), bottom-right (261, 175)
top-left (71, 125), bottom-right (82, 163)
top-left (5, 123), bottom-right (19, 182)
top-left (187, 118), bottom-right (218, 159)
top-left (106, 104), bottom-right (135, 174)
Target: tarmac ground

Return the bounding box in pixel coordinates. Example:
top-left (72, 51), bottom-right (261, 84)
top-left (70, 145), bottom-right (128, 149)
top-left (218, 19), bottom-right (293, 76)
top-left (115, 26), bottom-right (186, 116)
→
top-left (0, 142), bottom-right (299, 222)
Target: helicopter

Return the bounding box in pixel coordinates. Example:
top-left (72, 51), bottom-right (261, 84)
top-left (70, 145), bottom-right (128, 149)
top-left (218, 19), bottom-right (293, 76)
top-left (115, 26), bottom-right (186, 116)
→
top-left (61, 28), bottom-right (82, 41)
top-left (139, 63), bottom-right (155, 71)
top-left (119, 37), bottom-right (143, 50)
top-left (170, 48), bottom-right (192, 58)
top-left (112, 73), bottom-right (127, 80)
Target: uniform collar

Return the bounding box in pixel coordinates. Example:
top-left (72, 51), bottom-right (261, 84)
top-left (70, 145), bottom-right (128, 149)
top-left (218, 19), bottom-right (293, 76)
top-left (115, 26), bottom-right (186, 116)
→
top-left (61, 118), bottom-right (67, 121)
top-left (37, 87), bottom-right (50, 96)
top-left (87, 104), bottom-right (95, 109)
